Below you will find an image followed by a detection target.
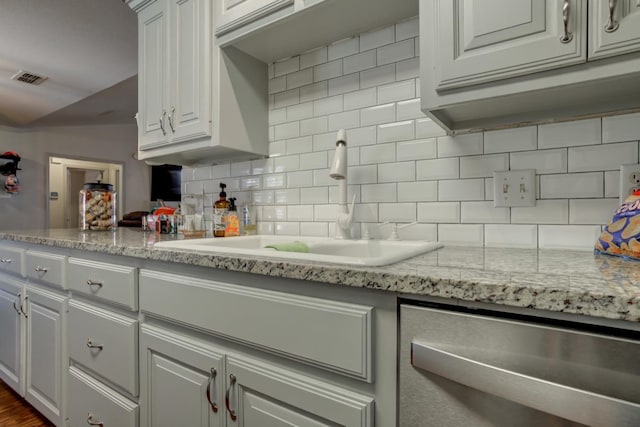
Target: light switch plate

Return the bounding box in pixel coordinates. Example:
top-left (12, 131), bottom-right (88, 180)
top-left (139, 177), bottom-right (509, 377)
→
top-left (619, 164), bottom-right (640, 204)
top-left (493, 169), bottom-right (536, 207)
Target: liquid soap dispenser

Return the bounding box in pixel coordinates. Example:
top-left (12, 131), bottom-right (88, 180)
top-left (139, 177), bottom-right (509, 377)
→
top-left (225, 197), bottom-right (240, 237)
top-left (213, 183), bottom-right (229, 237)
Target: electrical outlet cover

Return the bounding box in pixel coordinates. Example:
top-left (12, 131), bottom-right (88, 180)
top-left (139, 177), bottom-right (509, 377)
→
top-left (493, 169), bottom-right (536, 207)
top-left (619, 164), bottom-right (640, 204)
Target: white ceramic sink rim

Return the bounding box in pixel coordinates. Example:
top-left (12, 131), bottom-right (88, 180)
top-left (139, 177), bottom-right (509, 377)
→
top-left (154, 235), bottom-right (443, 266)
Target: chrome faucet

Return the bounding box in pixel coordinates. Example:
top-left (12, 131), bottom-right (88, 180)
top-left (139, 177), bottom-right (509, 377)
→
top-left (330, 129), bottom-right (355, 239)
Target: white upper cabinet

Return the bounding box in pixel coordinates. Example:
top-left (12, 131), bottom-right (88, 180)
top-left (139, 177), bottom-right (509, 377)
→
top-left (434, 0), bottom-right (586, 90)
top-left (137, 0), bottom-right (211, 151)
top-left (421, 0), bottom-right (640, 133)
top-left (215, 0), bottom-right (294, 35)
top-left (589, 0), bottom-right (640, 59)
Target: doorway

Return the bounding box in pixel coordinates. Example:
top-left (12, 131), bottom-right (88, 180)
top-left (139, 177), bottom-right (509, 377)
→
top-left (48, 157), bottom-right (123, 229)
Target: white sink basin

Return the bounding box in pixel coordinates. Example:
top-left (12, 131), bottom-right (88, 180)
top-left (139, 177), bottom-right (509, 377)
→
top-left (154, 235), bottom-right (443, 266)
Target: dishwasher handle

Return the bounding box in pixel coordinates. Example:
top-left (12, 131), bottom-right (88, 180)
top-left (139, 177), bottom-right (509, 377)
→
top-left (411, 341), bottom-right (640, 427)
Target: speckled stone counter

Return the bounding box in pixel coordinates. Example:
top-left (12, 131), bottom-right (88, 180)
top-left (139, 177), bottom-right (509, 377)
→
top-left (1, 228), bottom-right (639, 323)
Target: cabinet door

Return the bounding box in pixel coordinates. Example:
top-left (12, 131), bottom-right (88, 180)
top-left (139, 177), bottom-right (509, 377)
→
top-left (138, 0), bottom-right (170, 149)
top-left (140, 324), bottom-right (224, 427)
top-left (168, 0), bottom-right (212, 143)
top-left (0, 275), bottom-right (24, 395)
top-left (214, 0), bottom-right (293, 35)
top-left (225, 354), bottom-right (373, 426)
top-left (430, 0), bottom-right (587, 91)
top-left (589, 0), bottom-right (640, 60)
top-left (24, 285), bottom-right (67, 426)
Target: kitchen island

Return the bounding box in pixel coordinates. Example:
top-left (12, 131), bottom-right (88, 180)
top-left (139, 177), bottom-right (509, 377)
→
top-left (0, 228), bottom-right (638, 427)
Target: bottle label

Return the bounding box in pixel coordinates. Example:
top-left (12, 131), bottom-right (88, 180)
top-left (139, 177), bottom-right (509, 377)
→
top-left (213, 208), bottom-right (226, 231)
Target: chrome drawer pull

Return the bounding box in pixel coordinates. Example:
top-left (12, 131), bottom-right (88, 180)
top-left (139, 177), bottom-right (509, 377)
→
top-left (225, 373), bottom-right (238, 421)
top-left (605, 0), bottom-right (619, 33)
top-left (86, 279), bottom-right (103, 288)
top-left (87, 412), bottom-right (104, 426)
top-left (206, 368), bottom-right (218, 413)
top-left (86, 339), bottom-right (104, 350)
top-left (560, 0), bottom-right (574, 43)
top-left (0, 258), bottom-right (11, 263)
top-left (13, 293), bottom-right (21, 315)
top-left (34, 266), bottom-right (48, 272)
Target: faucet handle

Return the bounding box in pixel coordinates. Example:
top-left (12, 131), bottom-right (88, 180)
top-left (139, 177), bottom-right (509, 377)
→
top-left (388, 221), bottom-right (418, 240)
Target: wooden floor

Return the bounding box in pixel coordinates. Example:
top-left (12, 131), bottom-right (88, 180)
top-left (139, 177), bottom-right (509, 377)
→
top-left (0, 380), bottom-right (54, 427)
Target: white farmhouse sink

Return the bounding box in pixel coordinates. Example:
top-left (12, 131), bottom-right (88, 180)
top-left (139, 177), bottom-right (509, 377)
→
top-left (154, 235), bottom-right (443, 266)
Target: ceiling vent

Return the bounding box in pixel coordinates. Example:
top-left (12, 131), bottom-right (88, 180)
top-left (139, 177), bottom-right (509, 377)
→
top-left (11, 70), bottom-right (48, 86)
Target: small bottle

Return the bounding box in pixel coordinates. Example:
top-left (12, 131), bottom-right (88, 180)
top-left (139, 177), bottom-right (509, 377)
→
top-left (242, 202), bottom-right (257, 235)
top-left (213, 183), bottom-right (229, 237)
top-left (225, 197), bottom-right (240, 237)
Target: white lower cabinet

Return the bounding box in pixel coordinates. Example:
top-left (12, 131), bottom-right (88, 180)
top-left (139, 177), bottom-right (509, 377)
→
top-left (0, 273), bottom-right (24, 394)
top-left (68, 365), bottom-right (138, 427)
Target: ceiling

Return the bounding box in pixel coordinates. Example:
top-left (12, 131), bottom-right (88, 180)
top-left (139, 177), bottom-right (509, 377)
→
top-left (0, 0), bottom-right (138, 128)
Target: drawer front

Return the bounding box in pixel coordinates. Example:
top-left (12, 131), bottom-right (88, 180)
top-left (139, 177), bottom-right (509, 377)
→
top-left (25, 250), bottom-right (66, 289)
top-left (0, 246), bottom-right (25, 277)
top-left (68, 366), bottom-right (138, 427)
top-left (140, 269), bottom-right (372, 381)
top-left (68, 300), bottom-right (138, 395)
top-left (68, 257), bottom-right (138, 310)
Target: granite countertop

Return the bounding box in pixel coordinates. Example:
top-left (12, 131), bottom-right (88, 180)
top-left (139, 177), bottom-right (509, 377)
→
top-left (1, 228), bottom-right (639, 323)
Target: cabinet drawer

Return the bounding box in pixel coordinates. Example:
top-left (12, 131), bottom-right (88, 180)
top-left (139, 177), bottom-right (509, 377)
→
top-left (68, 300), bottom-right (138, 396)
top-left (140, 269), bottom-right (372, 381)
top-left (0, 245), bottom-right (25, 277)
top-left (68, 257), bottom-right (138, 310)
top-left (68, 366), bottom-right (138, 427)
top-left (25, 250), bottom-right (66, 289)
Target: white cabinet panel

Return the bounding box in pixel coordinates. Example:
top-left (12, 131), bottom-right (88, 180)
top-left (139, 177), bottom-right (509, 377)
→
top-left (25, 250), bottom-right (67, 289)
top-left (589, 0), bottom-right (640, 59)
top-left (434, 0), bottom-right (587, 91)
top-left (0, 245), bottom-right (25, 277)
top-left (68, 366), bottom-right (138, 427)
top-left (215, 0), bottom-right (293, 35)
top-left (140, 324), bottom-right (224, 427)
top-left (67, 257), bottom-right (138, 310)
top-left (0, 274), bottom-right (24, 394)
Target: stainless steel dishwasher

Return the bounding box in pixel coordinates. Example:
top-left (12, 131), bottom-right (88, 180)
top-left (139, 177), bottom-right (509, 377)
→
top-left (399, 303), bottom-right (640, 427)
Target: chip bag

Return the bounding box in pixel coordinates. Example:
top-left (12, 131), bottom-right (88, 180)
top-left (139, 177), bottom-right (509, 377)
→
top-left (595, 190), bottom-right (640, 259)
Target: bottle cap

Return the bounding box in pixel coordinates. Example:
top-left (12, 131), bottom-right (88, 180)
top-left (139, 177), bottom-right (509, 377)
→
top-left (219, 182), bottom-right (227, 197)
top-left (228, 197), bottom-right (237, 211)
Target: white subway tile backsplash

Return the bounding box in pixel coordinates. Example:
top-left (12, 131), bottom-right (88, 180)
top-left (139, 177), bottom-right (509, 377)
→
top-left (485, 225), bottom-right (537, 248)
top-left (273, 155), bottom-right (299, 172)
top-left (314, 95), bottom-right (343, 116)
top-left (416, 157), bottom-right (459, 180)
top-left (604, 170), bottom-right (620, 198)
top-left (328, 36), bottom-right (359, 61)
top-left (286, 136), bottom-right (313, 155)
top-left (461, 201), bottom-right (509, 223)
top-left (312, 169), bottom-right (334, 186)
top-left (275, 222), bottom-right (300, 235)
top-left (484, 126), bottom-right (537, 154)
top-left (438, 224), bottom-right (484, 247)
top-left (287, 205), bottom-right (314, 221)
top-left (540, 173), bottom-right (603, 199)
top-left (241, 176), bottom-right (262, 190)
top-left (418, 202), bottom-right (460, 223)
top-left (344, 88), bottom-right (377, 111)
top-left (379, 203), bottom-right (417, 222)
top-left (399, 224), bottom-right (437, 241)
top-left (378, 161), bottom-right (415, 182)
top-left (569, 199), bottom-right (618, 224)
top-left (269, 76), bottom-right (286, 94)
top-left (273, 88), bottom-right (299, 109)
top-left (538, 118), bottom-right (602, 149)
top-left (263, 173), bottom-right (286, 188)
top-left (328, 110), bottom-right (360, 131)
top-left (361, 143), bottom-right (396, 164)
top-left (252, 190), bottom-right (275, 205)
top-left (396, 99), bottom-right (423, 121)
top-left (343, 50), bottom-right (377, 74)
top-left (299, 81), bottom-right (328, 102)
top-left (511, 200), bottom-right (568, 224)
top-left (312, 132), bottom-right (337, 151)
top-left (314, 204), bottom-right (338, 221)
top-left (397, 138), bottom-right (436, 161)
top-left (286, 171), bottom-right (313, 188)
top-left (602, 112), bottom-right (640, 143)
top-left (329, 185), bottom-right (360, 204)
top-left (354, 204), bottom-right (378, 222)
top-left (398, 181), bottom-right (437, 202)
top-left (300, 116), bottom-right (328, 136)
top-left (274, 56), bottom-right (300, 77)
top-left (229, 162), bottom-right (249, 177)
top-left (484, 178), bottom-right (493, 201)
top-left (300, 187), bottom-right (328, 204)
top-left (251, 158), bottom-right (274, 175)
top-left (349, 164), bottom-right (378, 184)
top-left (395, 57), bottom-right (419, 80)
top-left (287, 68), bottom-right (313, 89)
top-left (275, 189), bottom-right (300, 204)
top-left (269, 107), bottom-right (287, 125)
top-left (460, 154), bottom-right (509, 179)
top-left (437, 133), bottom-right (483, 158)
top-left (377, 80), bottom-right (415, 104)
top-left (362, 183), bottom-right (397, 202)
top-left (568, 142), bottom-right (637, 172)
top-left (439, 179), bottom-right (485, 201)
top-left (193, 166), bottom-right (212, 180)
top-left (538, 225), bottom-right (601, 250)
top-left (361, 103), bottom-right (396, 126)
top-left (361, 26), bottom-right (395, 51)
top-left (314, 59), bottom-right (343, 82)
top-left (299, 151), bottom-right (327, 170)
top-left (347, 126), bottom-right (377, 146)
top-left (510, 149), bottom-right (567, 174)
top-left (286, 102), bottom-right (314, 121)
top-left (416, 118), bottom-right (447, 138)
top-left (377, 39), bottom-right (414, 66)
top-left (360, 64), bottom-right (395, 89)
top-left (300, 222), bottom-right (329, 237)
top-left (274, 122), bottom-right (300, 140)
top-left (328, 73), bottom-right (360, 96)
top-left (377, 121), bottom-right (415, 143)
top-left (396, 16), bottom-right (419, 41)
top-left (300, 47), bottom-right (327, 69)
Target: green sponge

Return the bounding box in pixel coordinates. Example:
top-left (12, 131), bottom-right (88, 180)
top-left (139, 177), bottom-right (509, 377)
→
top-left (264, 241), bottom-right (309, 253)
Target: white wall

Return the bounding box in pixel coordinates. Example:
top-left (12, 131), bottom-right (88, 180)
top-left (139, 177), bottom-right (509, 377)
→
top-left (182, 16), bottom-right (640, 250)
top-left (0, 124), bottom-right (150, 230)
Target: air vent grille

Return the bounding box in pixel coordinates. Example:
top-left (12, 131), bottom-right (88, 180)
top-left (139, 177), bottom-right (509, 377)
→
top-left (11, 70), bottom-right (47, 85)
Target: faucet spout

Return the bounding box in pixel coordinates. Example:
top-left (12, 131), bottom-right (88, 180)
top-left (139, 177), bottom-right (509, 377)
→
top-left (330, 129), bottom-right (355, 239)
